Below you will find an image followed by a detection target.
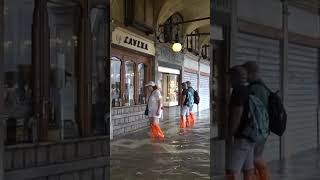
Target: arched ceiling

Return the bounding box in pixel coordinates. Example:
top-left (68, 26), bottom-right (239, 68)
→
top-left (157, 0), bottom-right (210, 39)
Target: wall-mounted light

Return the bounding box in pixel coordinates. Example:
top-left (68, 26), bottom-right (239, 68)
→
top-left (172, 32), bottom-right (182, 53)
top-left (172, 42), bottom-right (182, 52)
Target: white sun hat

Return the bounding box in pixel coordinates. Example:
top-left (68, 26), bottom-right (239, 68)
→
top-left (145, 81), bottom-right (155, 87)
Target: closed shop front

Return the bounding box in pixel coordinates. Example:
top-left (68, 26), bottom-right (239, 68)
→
top-left (286, 43), bottom-right (319, 154)
top-left (199, 75), bottom-right (210, 111)
top-left (183, 71), bottom-right (198, 88)
top-left (184, 54), bottom-right (199, 113)
top-left (233, 32), bottom-right (281, 161)
top-left (111, 27), bottom-right (155, 138)
top-left (184, 54), bottom-right (211, 113)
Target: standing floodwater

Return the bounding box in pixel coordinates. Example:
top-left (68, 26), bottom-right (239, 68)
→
top-left (111, 111), bottom-right (210, 179)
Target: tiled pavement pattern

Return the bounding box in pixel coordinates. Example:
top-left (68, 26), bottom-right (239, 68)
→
top-left (268, 149), bottom-right (320, 180)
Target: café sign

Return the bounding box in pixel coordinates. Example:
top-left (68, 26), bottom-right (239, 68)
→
top-left (112, 27), bottom-right (155, 56)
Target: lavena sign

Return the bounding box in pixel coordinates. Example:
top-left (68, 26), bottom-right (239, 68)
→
top-left (112, 27), bottom-right (155, 56)
top-left (124, 36), bottom-right (148, 50)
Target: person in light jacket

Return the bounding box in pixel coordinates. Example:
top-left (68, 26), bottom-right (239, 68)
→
top-left (145, 81), bottom-right (164, 140)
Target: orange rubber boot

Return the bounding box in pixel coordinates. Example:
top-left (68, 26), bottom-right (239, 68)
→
top-left (186, 116), bottom-right (192, 127)
top-left (225, 174), bottom-right (236, 180)
top-left (190, 112), bottom-right (196, 125)
top-left (151, 123), bottom-right (165, 140)
top-left (180, 117), bottom-right (186, 128)
top-left (255, 162), bottom-right (270, 180)
top-left (244, 172), bottom-right (257, 180)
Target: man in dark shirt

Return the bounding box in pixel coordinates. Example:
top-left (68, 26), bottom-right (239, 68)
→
top-left (180, 82), bottom-right (189, 128)
top-left (186, 81), bottom-right (196, 125)
top-left (226, 66), bottom-right (256, 180)
top-left (242, 61), bottom-right (270, 180)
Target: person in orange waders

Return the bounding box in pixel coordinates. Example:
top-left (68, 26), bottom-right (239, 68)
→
top-left (186, 81), bottom-right (196, 126)
top-left (226, 66), bottom-right (256, 180)
top-left (242, 61), bottom-right (271, 180)
top-left (180, 82), bottom-right (189, 128)
top-left (145, 81), bottom-right (164, 141)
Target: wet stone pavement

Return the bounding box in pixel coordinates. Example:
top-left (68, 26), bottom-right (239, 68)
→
top-left (268, 149), bottom-right (320, 180)
top-left (111, 112), bottom-right (210, 180)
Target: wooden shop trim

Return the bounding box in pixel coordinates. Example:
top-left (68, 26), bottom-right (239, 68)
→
top-left (184, 67), bottom-right (210, 77)
top-left (238, 19), bottom-right (282, 40)
top-left (288, 32), bottom-right (320, 48)
top-left (112, 21), bottom-right (155, 42)
top-left (184, 67), bottom-right (198, 74)
top-left (238, 19), bottom-right (320, 48)
top-left (200, 72), bottom-right (210, 77)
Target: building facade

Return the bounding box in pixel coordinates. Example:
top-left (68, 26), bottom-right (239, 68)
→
top-left (110, 0), bottom-right (211, 138)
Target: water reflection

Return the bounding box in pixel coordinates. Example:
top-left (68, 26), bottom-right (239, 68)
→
top-left (111, 112), bottom-right (210, 179)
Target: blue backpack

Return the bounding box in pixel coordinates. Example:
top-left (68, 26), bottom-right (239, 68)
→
top-left (241, 95), bottom-right (270, 143)
top-left (185, 88), bottom-right (195, 107)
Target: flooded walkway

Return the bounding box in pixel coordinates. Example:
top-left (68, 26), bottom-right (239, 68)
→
top-left (111, 112), bottom-right (210, 180)
top-left (269, 149), bottom-right (320, 180)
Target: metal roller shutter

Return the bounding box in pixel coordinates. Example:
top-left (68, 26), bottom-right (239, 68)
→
top-left (183, 71), bottom-right (198, 112)
top-left (287, 44), bottom-right (319, 154)
top-left (199, 75), bottom-right (210, 111)
top-left (233, 33), bottom-right (281, 161)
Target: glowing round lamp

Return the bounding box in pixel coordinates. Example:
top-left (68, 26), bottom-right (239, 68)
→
top-left (172, 42), bottom-right (182, 52)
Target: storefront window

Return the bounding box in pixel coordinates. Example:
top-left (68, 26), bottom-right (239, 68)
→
top-left (111, 57), bottom-right (121, 107)
top-left (91, 7), bottom-right (108, 135)
top-left (48, 1), bottom-right (80, 139)
top-left (161, 74), bottom-right (179, 106)
top-left (112, 47), bottom-right (151, 108)
top-left (3, 0), bottom-right (34, 144)
top-left (138, 64), bottom-right (145, 104)
top-left (124, 61), bottom-right (135, 106)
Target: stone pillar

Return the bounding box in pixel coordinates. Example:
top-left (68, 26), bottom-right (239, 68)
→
top-left (280, 0), bottom-right (289, 160)
top-left (0, 0), bottom-right (4, 177)
top-left (32, 0), bottom-right (50, 141)
top-left (210, 0), bottom-right (238, 175)
top-left (197, 56), bottom-right (201, 114)
top-left (78, 0), bottom-right (92, 136)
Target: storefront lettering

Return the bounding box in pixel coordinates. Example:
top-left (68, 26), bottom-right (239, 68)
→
top-left (123, 36), bottom-right (149, 50)
top-left (112, 27), bottom-right (155, 56)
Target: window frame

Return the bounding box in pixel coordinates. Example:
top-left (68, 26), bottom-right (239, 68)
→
top-left (111, 57), bottom-right (122, 107)
top-left (137, 63), bottom-right (146, 105)
top-left (111, 46), bottom-right (152, 107)
top-left (1, 1), bottom-right (111, 143)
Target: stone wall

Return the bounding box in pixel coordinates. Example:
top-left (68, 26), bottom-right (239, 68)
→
top-left (163, 106), bottom-right (180, 120)
top-left (4, 137), bottom-right (109, 180)
top-left (111, 105), bottom-right (149, 138)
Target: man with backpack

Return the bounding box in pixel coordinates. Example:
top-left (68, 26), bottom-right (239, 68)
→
top-left (242, 61), bottom-right (271, 180)
top-left (226, 66), bottom-right (259, 180)
top-left (186, 81), bottom-right (199, 125)
top-left (180, 82), bottom-right (190, 128)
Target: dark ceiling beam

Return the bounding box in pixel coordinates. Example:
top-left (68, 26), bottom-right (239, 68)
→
top-left (159, 17), bottom-right (210, 27)
top-left (186, 32), bottom-right (210, 37)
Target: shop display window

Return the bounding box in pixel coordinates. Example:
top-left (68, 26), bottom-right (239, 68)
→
top-left (48, 1), bottom-right (80, 139)
top-left (3, 0), bottom-right (34, 144)
top-left (111, 48), bottom-right (151, 108)
top-left (160, 73), bottom-right (179, 107)
top-left (138, 64), bottom-right (146, 104)
top-left (111, 58), bottom-right (121, 107)
top-left (124, 61), bottom-right (135, 106)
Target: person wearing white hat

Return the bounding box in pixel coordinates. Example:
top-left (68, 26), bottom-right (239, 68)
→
top-left (145, 81), bottom-right (164, 140)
